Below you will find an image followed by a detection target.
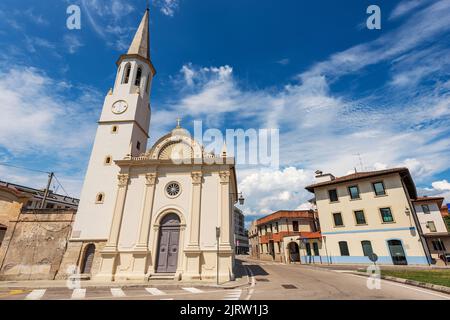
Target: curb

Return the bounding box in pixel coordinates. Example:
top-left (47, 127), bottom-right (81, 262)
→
top-left (350, 272), bottom-right (450, 295)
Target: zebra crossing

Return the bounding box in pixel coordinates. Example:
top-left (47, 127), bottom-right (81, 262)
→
top-left (14, 286), bottom-right (228, 300)
top-left (222, 289), bottom-right (242, 300)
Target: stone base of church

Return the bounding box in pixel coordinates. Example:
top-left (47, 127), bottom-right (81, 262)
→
top-left (55, 240), bottom-right (107, 280)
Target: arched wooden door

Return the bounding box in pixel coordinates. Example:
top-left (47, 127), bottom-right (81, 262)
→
top-left (156, 213), bottom-right (180, 273)
top-left (81, 244), bottom-right (95, 274)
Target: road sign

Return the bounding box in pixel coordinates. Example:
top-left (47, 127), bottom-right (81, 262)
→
top-left (368, 253), bottom-right (378, 263)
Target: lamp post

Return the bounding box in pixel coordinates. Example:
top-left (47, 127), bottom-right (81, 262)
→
top-left (216, 226), bottom-right (220, 285)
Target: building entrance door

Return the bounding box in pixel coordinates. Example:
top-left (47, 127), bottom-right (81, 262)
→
top-left (388, 240), bottom-right (408, 265)
top-left (156, 213), bottom-right (180, 273)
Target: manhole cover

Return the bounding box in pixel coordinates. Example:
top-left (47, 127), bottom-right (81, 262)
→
top-left (255, 278), bottom-right (269, 282)
top-left (281, 284), bottom-right (297, 289)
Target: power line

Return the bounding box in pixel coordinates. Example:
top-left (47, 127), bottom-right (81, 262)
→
top-left (0, 162), bottom-right (72, 197)
top-left (53, 174), bottom-right (70, 197)
top-left (0, 162), bottom-right (50, 174)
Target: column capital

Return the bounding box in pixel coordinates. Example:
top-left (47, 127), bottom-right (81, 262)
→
top-left (191, 171), bottom-right (203, 185)
top-left (117, 173), bottom-right (129, 187)
top-left (145, 172), bottom-right (157, 186)
top-left (219, 170), bottom-right (230, 184)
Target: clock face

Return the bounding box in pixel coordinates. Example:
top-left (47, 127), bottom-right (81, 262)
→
top-left (112, 100), bottom-right (128, 114)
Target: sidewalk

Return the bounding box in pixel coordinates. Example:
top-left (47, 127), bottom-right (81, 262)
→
top-left (0, 261), bottom-right (250, 290)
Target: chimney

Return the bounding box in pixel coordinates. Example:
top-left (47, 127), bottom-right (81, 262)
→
top-left (315, 170), bottom-right (335, 183)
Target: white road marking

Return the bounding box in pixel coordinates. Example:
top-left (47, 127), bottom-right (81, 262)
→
top-left (71, 288), bottom-right (86, 299)
top-left (182, 287), bottom-right (203, 294)
top-left (245, 266), bottom-right (256, 300)
top-left (223, 289), bottom-right (242, 300)
top-left (110, 288), bottom-right (126, 297)
top-left (380, 279), bottom-right (450, 300)
top-left (345, 272), bottom-right (450, 300)
top-left (25, 289), bottom-right (46, 300)
top-left (160, 298), bottom-right (174, 300)
top-left (145, 288), bottom-right (166, 296)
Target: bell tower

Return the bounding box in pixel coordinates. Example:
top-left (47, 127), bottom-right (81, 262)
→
top-left (71, 9), bottom-right (156, 240)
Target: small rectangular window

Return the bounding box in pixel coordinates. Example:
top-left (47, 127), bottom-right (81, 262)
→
top-left (292, 221), bottom-right (299, 231)
top-left (432, 240), bottom-right (446, 251)
top-left (380, 207), bottom-right (394, 223)
top-left (354, 210), bottom-right (366, 225)
top-left (333, 213), bottom-right (344, 227)
top-left (136, 141), bottom-right (141, 150)
top-left (339, 241), bottom-right (350, 256)
top-left (427, 221), bottom-right (437, 232)
top-left (111, 125), bottom-right (118, 133)
top-left (328, 189), bottom-right (338, 202)
top-left (422, 205), bottom-right (430, 214)
top-left (348, 185), bottom-right (360, 199)
top-left (372, 182), bottom-right (386, 196)
top-left (275, 222), bottom-right (279, 233)
top-left (361, 241), bottom-right (373, 256)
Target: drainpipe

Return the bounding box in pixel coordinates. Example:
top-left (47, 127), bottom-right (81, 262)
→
top-left (401, 177), bottom-right (432, 266)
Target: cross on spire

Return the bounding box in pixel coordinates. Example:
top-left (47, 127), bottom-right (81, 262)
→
top-left (176, 117), bottom-right (182, 128)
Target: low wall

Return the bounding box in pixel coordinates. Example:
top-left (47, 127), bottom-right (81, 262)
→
top-left (0, 209), bottom-right (75, 280)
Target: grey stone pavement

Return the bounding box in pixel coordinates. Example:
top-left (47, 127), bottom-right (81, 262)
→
top-left (0, 256), bottom-right (449, 300)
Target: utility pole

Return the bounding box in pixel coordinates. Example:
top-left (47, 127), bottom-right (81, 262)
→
top-left (40, 172), bottom-right (54, 209)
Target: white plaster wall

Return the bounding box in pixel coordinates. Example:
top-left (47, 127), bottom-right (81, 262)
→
top-left (73, 123), bottom-right (137, 240)
top-left (200, 173), bottom-right (219, 249)
top-left (118, 174), bottom-right (145, 249)
top-left (149, 168), bottom-right (193, 248)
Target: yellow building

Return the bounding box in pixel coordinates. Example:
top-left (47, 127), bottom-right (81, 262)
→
top-left (305, 168), bottom-right (431, 265)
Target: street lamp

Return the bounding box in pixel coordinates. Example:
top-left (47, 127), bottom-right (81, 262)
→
top-left (230, 192), bottom-right (245, 205)
top-left (216, 227), bottom-right (220, 285)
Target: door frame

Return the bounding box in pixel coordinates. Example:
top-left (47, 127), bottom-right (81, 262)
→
top-left (386, 239), bottom-right (408, 265)
top-left (151, 208), bottom-right (186, 276)
top-left (156, 222), bottom-right (180, 273)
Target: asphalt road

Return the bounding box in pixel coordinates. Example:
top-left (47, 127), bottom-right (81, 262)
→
top-left (240, 256), bottom-right (450, 300)
top-left (0, 257), bottom-right (449, 300)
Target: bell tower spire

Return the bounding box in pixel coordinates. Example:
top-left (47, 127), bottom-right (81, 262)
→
top-left (127, 9), bottom-right (150, 60)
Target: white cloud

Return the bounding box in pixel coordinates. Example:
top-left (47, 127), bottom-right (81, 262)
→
top-left (276, 58), bottom-right (290, 66)
top-left (0, 65), bottom-right (101, 197)
top-left (432, 180), bottom-right (450, 191)
top-left (238, 167), bottom-right (313, 217)
top-left (63, 34), bottom-right (84, 54)
top-left (389, 0), bottom-right (430, 20)
top-left (153, 0), bottom-right (180, 17)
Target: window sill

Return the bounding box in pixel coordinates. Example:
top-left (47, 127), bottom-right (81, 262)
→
top-left (355, 224), bottom-right (368, 226)
top-left (374, 194), bottom-right (388, 198)
top-left (381, 221), bottom-right (396, 224)
top-left (333, 225), bottom-right (345, 228)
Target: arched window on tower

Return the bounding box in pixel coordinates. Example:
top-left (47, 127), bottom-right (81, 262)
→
top-left (122, 63), bottom-right (131, 84)
top-left (135, 66), bottom-right (142, 87)
top-left (95, 193), bottom-right (105, 204)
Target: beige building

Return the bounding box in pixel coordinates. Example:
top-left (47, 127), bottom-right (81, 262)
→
top-left (248, 220), bottom-right (259, 259)
top-left (255, 210), bottom-right (321, 263)
top-left (413, 196), bottom-right (450, 265)
top-left (57, 10), bottom-right (240, 282)
top-left (305, 168), bottom-right (431, 265)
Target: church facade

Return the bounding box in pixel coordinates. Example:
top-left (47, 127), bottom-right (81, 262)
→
top-left (57, 10), bottom-right (239, 282)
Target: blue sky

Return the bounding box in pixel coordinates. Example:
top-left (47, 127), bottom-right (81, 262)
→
top-left (0, 0), bottom-right (449, 225)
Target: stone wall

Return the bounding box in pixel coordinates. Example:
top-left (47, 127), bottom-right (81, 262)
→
top-left (0, 209), bottom-right (75, 280)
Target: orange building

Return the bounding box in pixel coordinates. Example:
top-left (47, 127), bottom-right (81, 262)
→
top-left (254, 210), bottom-right (322, 263)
